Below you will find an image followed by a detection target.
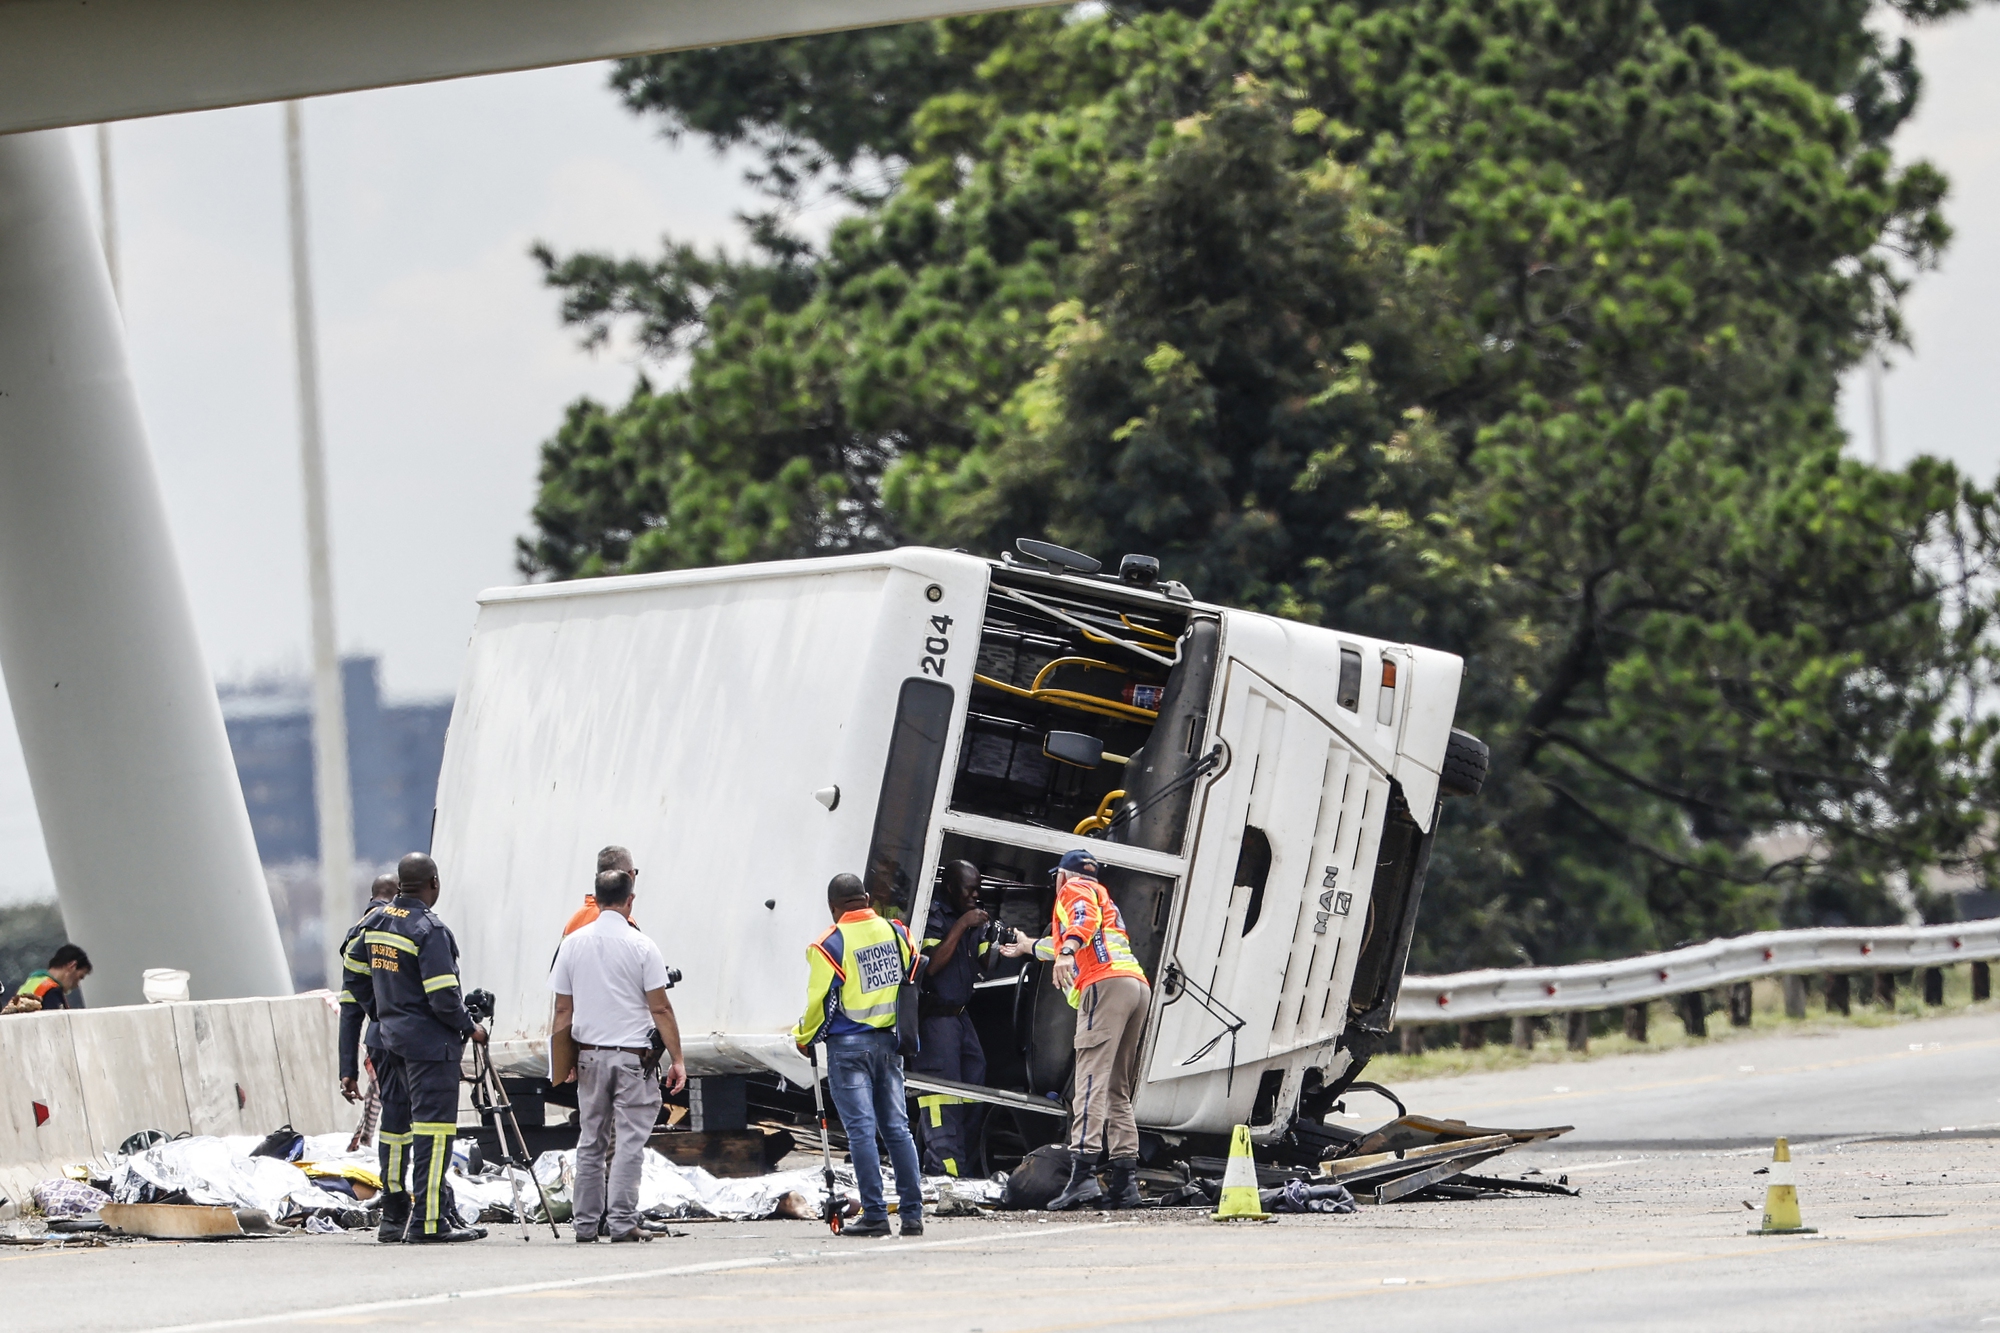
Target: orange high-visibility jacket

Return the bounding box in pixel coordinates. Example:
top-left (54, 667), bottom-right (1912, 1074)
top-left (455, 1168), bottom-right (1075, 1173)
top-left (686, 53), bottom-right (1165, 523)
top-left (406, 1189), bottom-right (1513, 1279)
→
top-left (1050, 870), bottom-right (1147, 992)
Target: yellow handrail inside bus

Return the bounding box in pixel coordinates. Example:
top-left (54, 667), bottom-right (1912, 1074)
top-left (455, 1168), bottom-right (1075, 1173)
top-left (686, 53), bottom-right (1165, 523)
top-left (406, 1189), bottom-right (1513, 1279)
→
top-left (1120, 615), bottom-right (1177, 644)
top-left (1074, 790), bottom-right (1128, 837)
top-left (973, 674), bottom-right (1160, 724)
top-left (1030, 656), bottom-right (1126, 693)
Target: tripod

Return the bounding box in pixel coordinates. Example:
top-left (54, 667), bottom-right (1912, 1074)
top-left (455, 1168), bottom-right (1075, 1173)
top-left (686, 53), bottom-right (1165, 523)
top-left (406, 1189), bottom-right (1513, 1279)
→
top-left (469, 1032), bottom-right (563, 1240)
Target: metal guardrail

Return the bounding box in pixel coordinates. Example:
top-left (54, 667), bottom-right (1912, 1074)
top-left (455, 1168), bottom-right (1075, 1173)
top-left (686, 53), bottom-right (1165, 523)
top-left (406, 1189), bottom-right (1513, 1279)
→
top-left (1398, 920), bottom-right (2000, 1025)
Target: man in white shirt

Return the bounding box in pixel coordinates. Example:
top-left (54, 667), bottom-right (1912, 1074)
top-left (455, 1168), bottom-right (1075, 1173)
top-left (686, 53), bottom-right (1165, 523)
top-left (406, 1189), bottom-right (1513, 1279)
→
top-left (550, 868), bottom-right (687, 1242)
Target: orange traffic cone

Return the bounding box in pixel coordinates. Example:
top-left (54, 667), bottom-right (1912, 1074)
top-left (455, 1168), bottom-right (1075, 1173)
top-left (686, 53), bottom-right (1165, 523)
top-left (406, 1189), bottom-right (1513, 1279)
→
top-left (1748, 1137), bottom-right (1816, 1235)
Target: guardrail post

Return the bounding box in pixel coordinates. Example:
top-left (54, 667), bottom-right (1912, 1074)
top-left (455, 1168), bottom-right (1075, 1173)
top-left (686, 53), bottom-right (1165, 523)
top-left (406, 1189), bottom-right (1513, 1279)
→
top-left (1923, 967), bottom-right (1944, 1007)
top-left (1728, 982), bottom-right (1753, 1027)
top-left (1399, 1025), bottom-right (1426, 1055)
top-left (1565, 1012), bottom-right (1589, 1053)
top-left (1458, 1021), bottom-right (1486, 1050)
top-left (1975, 961), bottom-right (1991, 1003)
top-left (1624, 1003), bottom-right (1648, 1042)
top-left (1875, 972), bottom-right (1897, 1008)
top-left (1782, 975), bottom-right (1807, 1020)
top-left (1678, 992), bottom-right (1707, 1038)
top-left (1510, 1016), bottom-right (1535, 1050)
top-left (1826, 973), bottom-right (1850, 1016)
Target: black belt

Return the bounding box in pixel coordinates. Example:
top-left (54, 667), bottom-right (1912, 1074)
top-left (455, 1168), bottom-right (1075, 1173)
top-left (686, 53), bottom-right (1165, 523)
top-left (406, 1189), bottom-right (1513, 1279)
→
top-left (923, 1003), bottom-right (967, 1019)
top-left (577, 1042), bottom-right (650, 1056)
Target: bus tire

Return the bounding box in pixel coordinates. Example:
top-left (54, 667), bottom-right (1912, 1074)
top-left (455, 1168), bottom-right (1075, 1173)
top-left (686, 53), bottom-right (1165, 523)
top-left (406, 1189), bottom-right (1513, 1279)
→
top-left (1439, 728), bottom-right (1488, 798)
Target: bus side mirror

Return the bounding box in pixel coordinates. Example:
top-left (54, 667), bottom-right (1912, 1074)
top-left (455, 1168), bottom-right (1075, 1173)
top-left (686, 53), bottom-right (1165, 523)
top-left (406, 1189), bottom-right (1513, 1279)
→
top-left (1043, 731), bottom-right (1104, 768)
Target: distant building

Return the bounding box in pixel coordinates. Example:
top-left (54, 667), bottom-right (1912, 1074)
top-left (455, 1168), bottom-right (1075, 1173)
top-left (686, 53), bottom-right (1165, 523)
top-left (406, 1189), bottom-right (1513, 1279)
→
top-left (219, 656), bottom-right (451, 987)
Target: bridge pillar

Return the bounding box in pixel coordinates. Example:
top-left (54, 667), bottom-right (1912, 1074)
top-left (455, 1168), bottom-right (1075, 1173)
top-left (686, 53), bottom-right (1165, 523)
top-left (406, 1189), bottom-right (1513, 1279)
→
top-left (0, 129), bottom-right (290, 1005)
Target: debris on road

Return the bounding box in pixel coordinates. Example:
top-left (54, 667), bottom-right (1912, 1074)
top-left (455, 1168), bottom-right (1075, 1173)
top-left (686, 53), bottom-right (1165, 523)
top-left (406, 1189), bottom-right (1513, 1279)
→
top-left (1308, 1114), bottom-right (1578, 1204)
top-left (31, 1178), bottom-right (108, 1219)
top-left (100, 1202), bottom-right (289, 1240)
top-left (511, 1147), bottom-right (1002, 1226)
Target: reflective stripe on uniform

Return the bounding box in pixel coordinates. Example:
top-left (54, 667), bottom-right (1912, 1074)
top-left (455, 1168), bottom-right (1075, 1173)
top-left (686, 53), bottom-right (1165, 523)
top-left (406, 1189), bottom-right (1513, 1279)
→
top-left (916, 1092), bottom-right (971, 1127)
top-left (337, 990), bottom-right (355, 1005)
top-left (343, 955), bottom-right (371, 974)
top-left (422, 973), bottom-right (459, 993)
top-left (413, 1121), bottom-right (456, 1233)
top-left (811, 940), bottom-right (846, 980)
top-left (381, 1131), bottom-right (411, 1193)
top-left (365, 930), bottom-right (419, 954)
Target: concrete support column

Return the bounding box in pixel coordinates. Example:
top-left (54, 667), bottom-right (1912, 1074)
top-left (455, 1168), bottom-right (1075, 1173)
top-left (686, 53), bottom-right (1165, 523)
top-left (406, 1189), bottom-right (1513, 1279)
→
top-left (0, 129), bottom-right (290, 1005)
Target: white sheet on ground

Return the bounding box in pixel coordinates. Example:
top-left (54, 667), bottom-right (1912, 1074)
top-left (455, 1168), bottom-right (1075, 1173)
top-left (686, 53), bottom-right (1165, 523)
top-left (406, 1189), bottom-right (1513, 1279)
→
top-left (107, 1137), bottom-right (354, 1218)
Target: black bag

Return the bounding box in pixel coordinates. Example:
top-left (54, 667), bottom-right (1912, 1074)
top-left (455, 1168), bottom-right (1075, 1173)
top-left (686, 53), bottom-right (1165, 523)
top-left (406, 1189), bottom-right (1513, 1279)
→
top-left (895, 951), bottom-right (922, 1059)
top-left (1000, 1144), bottom-right (1073, 1210)
top-left (250, 1123), bottom-right (303, 1161)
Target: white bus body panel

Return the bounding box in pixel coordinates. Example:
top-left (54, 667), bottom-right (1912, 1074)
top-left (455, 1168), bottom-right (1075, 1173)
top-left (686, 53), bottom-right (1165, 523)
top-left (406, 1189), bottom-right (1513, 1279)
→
top-left (433, 549), bottom-right (988, 1084)
top-left (1133, 612), bottom-right (1451, 1134)
top-left (435, 548), bottom-right (1464, 1137)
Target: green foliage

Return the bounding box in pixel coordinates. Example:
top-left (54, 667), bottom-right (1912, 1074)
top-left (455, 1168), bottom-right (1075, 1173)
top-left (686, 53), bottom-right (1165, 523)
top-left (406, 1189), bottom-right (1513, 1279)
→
top-left (0, 900), bottom-right (66, 994)
top-left (522, 0), bottom-right (2000, 969)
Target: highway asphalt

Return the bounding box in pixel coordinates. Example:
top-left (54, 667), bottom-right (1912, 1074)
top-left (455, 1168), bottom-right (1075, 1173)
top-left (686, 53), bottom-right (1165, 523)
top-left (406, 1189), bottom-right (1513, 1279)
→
top-left (7, 1006), bottom-right (1996, 1332)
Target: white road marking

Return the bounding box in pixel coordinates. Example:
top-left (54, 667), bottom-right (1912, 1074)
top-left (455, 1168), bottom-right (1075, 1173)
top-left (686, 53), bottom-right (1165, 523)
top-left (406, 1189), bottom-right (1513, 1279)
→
top-left (126, 1221), bottom-right (1138, 1333)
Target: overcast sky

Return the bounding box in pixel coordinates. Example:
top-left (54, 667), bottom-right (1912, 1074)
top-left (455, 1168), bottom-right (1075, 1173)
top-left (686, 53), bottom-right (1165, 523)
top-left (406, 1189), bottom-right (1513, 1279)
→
top-left (3, 14), bottom-right (1999, 905)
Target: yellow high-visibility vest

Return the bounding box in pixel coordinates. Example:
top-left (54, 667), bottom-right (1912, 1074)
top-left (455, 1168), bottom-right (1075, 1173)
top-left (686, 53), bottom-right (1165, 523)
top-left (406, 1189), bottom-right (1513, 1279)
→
top-left (792, 909), bottom-right (915, 1045)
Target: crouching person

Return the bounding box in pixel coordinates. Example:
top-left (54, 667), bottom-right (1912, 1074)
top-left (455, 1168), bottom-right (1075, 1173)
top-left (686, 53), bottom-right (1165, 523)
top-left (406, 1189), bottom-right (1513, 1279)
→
top-left (551, 869), bottom-right (687, 1243)
top-left (792, 873), bottom-right (925, 1238)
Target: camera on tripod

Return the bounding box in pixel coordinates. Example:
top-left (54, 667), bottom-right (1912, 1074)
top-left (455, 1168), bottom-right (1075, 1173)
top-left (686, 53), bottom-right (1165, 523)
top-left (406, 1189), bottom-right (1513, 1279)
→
top-left (464, 987), bottom-right (496, 1023)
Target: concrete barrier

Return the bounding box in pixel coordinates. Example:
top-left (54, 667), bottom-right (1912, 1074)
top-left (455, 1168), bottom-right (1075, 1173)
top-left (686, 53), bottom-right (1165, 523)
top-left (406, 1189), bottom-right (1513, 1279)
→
top-left (0, 992), bottom-right (351, 1202)
top-left (172, 998), bottom-right (283, 1137)
top-left (0, 1011), bottom-right (93, 1178)
top-left (69, 1004), bottom-right (194, 1154)
top-left (270, 992), bottom-right (343, 1138)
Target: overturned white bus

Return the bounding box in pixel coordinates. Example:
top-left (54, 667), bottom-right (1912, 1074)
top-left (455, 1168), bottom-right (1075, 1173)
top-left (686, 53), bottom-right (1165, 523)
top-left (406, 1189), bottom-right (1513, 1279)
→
top-left (436, 542), bottom-right (1485, 1158)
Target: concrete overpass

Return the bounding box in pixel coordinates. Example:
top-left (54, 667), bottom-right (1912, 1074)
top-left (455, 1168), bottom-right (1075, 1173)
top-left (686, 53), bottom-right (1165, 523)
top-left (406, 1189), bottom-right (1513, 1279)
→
top-left (0, 0), bottom-right (1053, 1004)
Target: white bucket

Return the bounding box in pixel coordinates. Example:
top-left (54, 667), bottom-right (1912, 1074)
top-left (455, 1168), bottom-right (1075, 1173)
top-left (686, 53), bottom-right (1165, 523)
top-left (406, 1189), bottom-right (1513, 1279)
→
top-left (141, 968), bottom-right (190, 1004)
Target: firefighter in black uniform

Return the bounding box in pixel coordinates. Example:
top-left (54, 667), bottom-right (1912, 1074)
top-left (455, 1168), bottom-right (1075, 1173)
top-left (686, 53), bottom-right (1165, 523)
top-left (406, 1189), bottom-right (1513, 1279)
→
top-left (909, 859), bottom-right (991, 1177)
top-left (338, 874), bottom-right (405, 1240)
top-left (342, 852), bottom-right (486, 1243)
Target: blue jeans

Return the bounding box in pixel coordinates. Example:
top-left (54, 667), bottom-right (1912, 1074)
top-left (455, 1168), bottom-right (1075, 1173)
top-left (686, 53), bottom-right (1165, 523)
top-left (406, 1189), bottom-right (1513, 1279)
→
top-left (824, 1030), bottom-right (924, 1223)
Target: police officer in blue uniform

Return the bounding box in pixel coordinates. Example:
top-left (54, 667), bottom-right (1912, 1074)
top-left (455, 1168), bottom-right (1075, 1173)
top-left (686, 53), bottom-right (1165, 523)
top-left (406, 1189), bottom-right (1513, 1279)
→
top-left (909, 860), bottom-right (991, 1177)
top-left (338, 874), bottom-right (407, 1241)
top-left (345, 852), bottom-right (486, 1243)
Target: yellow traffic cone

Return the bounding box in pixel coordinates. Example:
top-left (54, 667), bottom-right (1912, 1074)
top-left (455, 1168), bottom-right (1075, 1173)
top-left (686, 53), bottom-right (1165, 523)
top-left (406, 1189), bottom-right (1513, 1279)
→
top-left (1210, 1124), bottom-right (1273, 1221)
top-left (1748, 1137), bottom-right (1816, 1235)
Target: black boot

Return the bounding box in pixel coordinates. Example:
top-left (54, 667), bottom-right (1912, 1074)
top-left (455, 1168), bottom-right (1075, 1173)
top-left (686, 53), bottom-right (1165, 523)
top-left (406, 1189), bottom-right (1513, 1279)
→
top-left (1102, 1157), bottom-right (1143, 1210)
top-left (376, 1193), bottom-right (410, 1243)
top-left (406, 1222), bottom-right (486, 1244)
top-left (1046, 1150), bottom-right (1105, 1211)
